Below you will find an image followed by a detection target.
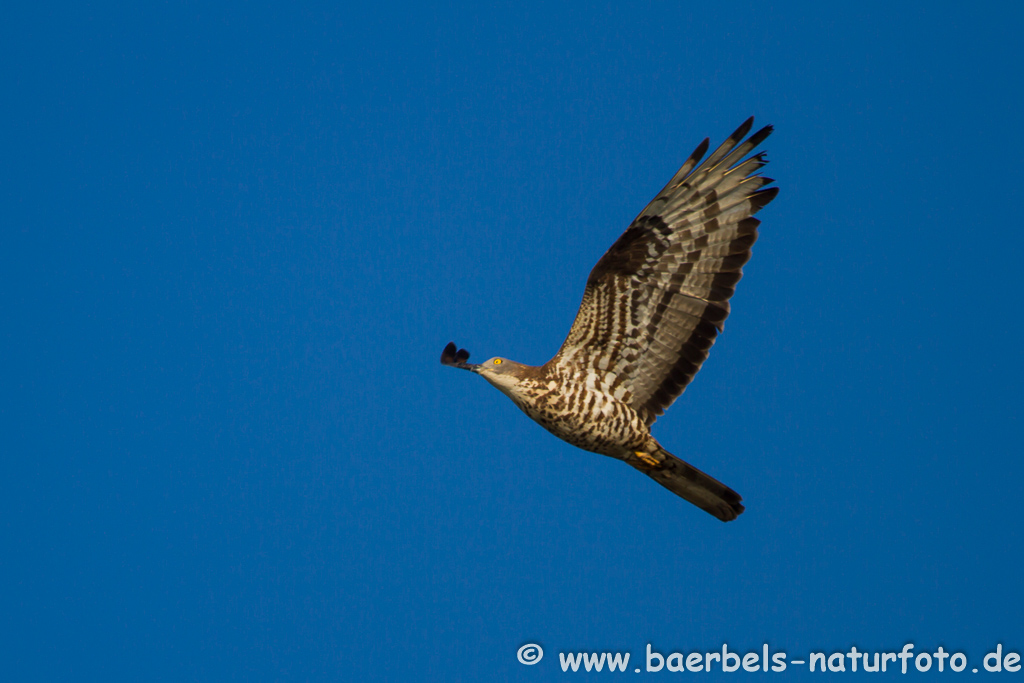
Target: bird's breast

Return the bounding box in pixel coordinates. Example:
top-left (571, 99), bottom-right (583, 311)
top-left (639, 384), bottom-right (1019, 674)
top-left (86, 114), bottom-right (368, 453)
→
top-left (505, 374), bottom-right (648, 457)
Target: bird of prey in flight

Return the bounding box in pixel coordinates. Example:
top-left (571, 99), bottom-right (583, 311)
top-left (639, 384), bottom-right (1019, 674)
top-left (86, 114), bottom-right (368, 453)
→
top-left (442, 118), bottom-right (777, 521)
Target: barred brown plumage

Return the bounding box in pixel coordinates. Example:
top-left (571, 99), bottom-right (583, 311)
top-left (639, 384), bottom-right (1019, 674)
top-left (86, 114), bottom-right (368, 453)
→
top-left (441, 118), bottom-right (778, 522)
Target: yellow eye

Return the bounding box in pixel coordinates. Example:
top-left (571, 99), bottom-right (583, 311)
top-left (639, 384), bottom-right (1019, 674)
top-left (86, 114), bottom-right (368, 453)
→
top-left (493, 359), bottom-right (503, 365)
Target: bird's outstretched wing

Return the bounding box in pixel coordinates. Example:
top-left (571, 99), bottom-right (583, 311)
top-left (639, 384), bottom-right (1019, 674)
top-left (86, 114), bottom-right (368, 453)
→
top-left (550, 118), bottom-right (778, 425)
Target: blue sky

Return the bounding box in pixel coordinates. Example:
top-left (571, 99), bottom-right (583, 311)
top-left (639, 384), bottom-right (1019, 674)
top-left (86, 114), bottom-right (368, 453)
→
top-left (2, 1), bottom-right (1022, 680)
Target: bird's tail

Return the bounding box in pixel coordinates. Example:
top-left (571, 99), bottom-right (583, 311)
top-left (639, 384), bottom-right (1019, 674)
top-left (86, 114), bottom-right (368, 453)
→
top-left (630, 446), bottom-right (745, 522)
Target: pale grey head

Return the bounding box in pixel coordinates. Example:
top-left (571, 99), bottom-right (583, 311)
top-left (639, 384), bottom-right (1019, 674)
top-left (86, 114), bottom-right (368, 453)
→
top-left (440, 342), bottom-right (532, 396)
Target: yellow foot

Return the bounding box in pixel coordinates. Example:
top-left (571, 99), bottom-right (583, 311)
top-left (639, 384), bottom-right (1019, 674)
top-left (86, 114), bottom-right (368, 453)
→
top-left (635, 451), bottom-right (659, 468)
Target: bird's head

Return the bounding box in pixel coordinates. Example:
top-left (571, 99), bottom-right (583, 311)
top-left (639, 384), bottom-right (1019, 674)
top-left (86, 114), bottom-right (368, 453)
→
top-left (440, 342), bottom-right (529, 394)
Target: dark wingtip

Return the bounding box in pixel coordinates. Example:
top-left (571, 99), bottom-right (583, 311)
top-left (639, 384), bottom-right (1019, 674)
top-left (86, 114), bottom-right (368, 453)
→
top-left (441, 342), bottom-right (457, 365)
top-left (746, 123), bottom-right (774, 148)
top-left (440, 341), bottom-right (471, 366)
top-left (749, 186), bottom-right (780, 213)
top-left (731, 116), bottom-right (755, 143)
top-left (690, 137), bottom-right (710, 164)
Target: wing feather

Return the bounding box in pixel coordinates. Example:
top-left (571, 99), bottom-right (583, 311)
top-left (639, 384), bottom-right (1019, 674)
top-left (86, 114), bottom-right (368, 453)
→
top-left (549, 119), bottom-right (778, 425)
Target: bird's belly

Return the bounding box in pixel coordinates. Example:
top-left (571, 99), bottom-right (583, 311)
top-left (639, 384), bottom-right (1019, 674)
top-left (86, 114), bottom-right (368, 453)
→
top-left (511, 386), bottom-right (648, 457)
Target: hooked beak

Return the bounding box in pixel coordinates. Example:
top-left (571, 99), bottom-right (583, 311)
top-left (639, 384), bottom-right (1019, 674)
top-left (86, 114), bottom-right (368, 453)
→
top-left (440, 342), bottom-right (480, 372)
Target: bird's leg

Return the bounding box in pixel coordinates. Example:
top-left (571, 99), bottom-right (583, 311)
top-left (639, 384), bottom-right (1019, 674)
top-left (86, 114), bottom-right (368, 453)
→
top-left (635, 451), bottom-right (660, 468)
